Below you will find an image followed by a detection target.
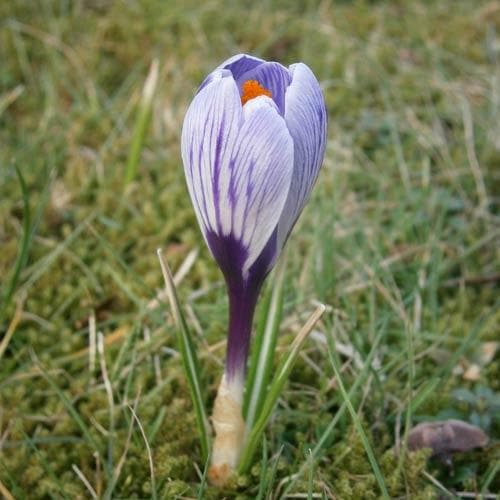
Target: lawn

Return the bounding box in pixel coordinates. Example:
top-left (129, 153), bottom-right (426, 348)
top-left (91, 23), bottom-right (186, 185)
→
top-left (0, 0), bottom-right (499, 498)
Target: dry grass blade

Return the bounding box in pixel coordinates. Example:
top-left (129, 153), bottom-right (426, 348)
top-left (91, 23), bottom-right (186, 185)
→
top-left (0, 85), bottom-right (24, 116)
top-left (147, 247), bottom-right (199, 310)
top-left (0, 478), bottom-right (15, 500)
top-left (244, 255), bottom-right (287, 431)
top-left (72, 464), bottom-right (98, 500)
top-left (239, 303), bottom-right (326, 473)
top-left (104, 391), bottom-right (141, 499)
top-left (157, 248), bottom-right (210, 462)
top-left (128, 404), bottom-right (157, 500)
top-left (88, 312), bottom-right (97, 380)
top-left (97, 332), bottom-right (115, 472)
top-left (0, 299), bottom-right (23, 360)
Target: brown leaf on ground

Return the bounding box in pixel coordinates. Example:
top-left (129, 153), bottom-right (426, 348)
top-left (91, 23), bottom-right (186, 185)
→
top-left (463, 364), bottom-right (481, 381)
top-left (408, 419), bottom-right (489, 456)
top-left (480, 341), bottom-right (499, 365)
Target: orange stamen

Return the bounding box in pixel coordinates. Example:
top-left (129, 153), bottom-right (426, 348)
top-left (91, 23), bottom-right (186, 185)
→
top-left (240, 80), bottom-right (272, 105)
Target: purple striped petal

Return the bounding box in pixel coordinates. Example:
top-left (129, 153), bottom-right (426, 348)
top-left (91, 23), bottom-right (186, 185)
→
top-left (182, 70), bottom-right (241, 236)
top-left (198, 55), bottom-right (264, 93)
top-left (277, 63), bottom-right (327, 249)
top-left (223, 96), bottom-right (293, 277)
top-left (219, 53), bottom-right (265, 79)
top-left (236, 62), bottom-right (291, 115)
top-left (181, 72), bottom-right (294, 281)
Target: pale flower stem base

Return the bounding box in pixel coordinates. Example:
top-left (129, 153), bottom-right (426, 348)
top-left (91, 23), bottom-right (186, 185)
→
top-left (208, 373), bottom-right (245, 487)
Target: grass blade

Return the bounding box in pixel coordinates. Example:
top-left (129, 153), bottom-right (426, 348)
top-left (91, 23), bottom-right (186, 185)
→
top-left (0, 300), bottom-right (23, 361)
top-left (238, 304), bottom-right (326, 474)
top-left (405, 309), bottom-right (494, 419)
top-left (36, 361), bottom-right (109, 478)
top-left (0, 85), bottom-right (24, 116)
top-left (196, 454), bottom-right (211, 500)
top-left (481, 459), bottom-right (500, 496)
top-left (255, 438), bottom-right (268, 500)
top-left (19, 212), bottom-right (96, 294)
top-left (157, 248), bottom-right (210, 462)
top-left (282, 323), bottom-right (386, 496)
top-left (21, 430), bottom-right (70, 499)
top-left (124, 59), bottom-right (159, 185)
top-left (1, 166), bottom-right (31, 321)
top-left (128, 405), bottom-right (157, 500)
top-left (0, 478), bottom-right (15, 500)
top-left (72, 464), bottom-right (98, 499)
top-left (326, 333), bottom-right (390, 499)
top-left (307, 449), bottom-right (315, 500)
top-left (243, 254), bottom-right (287, 431)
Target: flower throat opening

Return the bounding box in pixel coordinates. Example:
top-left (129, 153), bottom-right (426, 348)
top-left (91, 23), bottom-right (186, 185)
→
top-left (241, 80), bottom-right (272, 105)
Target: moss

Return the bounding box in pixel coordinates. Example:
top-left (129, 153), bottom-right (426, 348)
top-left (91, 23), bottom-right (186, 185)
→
top-left (1, 0), bottom-right (498, 496)
top-left (161, 479), bottom-right (191, 497)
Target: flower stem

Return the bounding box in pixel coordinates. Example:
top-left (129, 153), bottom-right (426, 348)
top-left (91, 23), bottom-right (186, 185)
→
top-left (208, 373), bottom-right (245, 486)
top-left (208, 280), bottom-right (259, 486)
top-left (225, 283), bottom-right (259, 380)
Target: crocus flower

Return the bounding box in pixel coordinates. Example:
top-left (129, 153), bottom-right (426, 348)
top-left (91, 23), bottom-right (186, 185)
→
top-left (181, 53), bottom-right (327, 481)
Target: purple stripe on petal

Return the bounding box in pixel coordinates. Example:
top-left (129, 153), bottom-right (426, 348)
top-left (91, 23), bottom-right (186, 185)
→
top-left (237, 62), bottom-right (291, 115)
top-left (212, 119), bottom-right (225, 232)
top-left (277, 63), bottom-right (327, 249)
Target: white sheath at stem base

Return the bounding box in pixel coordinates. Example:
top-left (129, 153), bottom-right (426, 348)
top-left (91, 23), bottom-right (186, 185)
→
top-left (208, 373), bottom-right (245, 487)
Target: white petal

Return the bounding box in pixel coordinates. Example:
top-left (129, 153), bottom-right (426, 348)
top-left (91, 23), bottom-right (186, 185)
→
top-left (226, 96), bottom-right (294, 275)
top-left (181, 70), bottom-right (242, 238)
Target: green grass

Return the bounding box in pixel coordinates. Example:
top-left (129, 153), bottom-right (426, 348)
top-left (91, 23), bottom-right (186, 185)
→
top-left (1, 0), bottom-right (499, 498)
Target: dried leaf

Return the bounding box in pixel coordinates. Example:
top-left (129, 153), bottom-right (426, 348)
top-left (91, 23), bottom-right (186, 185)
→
top-left (463, 364), bottom-right (481, 381)
top-left (408, 419), bottom-right (489, 456)
top-left (479, 341), bottom-right (499, 366)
